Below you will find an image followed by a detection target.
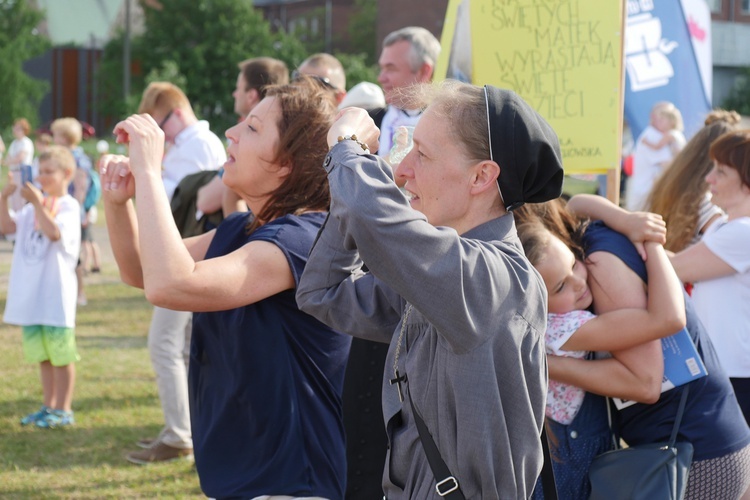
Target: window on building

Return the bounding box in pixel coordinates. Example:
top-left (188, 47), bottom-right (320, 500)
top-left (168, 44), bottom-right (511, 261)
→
top-left (743, 0), bottom-right (750, 13)
top-left (707, 0), bottom-right (722, 13)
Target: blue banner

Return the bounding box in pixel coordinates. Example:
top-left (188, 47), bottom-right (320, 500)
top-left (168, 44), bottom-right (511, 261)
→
top-left (624, 0), bottom-right (711, 141)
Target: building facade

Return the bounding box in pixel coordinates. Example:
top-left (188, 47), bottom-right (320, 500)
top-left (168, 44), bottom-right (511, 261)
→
top-left (254, 0), bottom-right (359, 54)
top-left (709, 0), bottom-right (750, 105)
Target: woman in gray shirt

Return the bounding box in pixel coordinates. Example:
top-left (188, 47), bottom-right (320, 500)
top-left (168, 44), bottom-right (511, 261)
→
top-left (297, 81), bottom-right (564, 498)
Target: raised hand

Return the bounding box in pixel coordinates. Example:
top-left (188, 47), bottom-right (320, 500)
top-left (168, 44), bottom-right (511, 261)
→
top-left (19, 181), bottom-right (44, 207)
top-left (100, 154), bottom-right (136, 205)
top-left (328, 107), bottom-right (380, 153)
top-left (112, 114), bottom-right (165, 178)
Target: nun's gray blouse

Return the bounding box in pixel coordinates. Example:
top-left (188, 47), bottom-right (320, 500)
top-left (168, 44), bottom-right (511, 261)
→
top-left (297, 141), bottom-right (548, 499)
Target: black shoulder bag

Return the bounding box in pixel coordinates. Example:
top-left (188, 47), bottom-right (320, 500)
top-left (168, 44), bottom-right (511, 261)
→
top-left (588, 386), bottom-right (693, 500)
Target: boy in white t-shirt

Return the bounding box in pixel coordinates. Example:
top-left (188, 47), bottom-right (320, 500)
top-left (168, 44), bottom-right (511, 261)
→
top-left (0, 146), bottom-right (82, 428)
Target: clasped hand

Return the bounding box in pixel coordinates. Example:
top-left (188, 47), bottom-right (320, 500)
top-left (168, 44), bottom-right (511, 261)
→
top-left (99, 154), bottom-right (135, 205)
top-left (327, 107), bottom-right (380, 153)
top-left (622, 211), bottom-right (667, 261)
top-left (102, 114), bottom-right (166, 204)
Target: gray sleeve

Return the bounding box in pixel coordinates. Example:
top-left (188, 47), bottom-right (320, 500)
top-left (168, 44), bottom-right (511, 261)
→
top-left (296, 206), bottom-right (403, 343)
top-left (301, 140), bottom-right (537, 354)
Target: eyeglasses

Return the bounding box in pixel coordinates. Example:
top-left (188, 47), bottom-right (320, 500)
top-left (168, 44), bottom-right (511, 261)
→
top-left (291, 70), bottom-right (337, 91)
top-left (158, 110), bottom-right (174, 130)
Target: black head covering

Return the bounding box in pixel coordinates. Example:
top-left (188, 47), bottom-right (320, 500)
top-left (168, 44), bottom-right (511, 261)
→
top-left (484, 85), bottom-right (564, 211)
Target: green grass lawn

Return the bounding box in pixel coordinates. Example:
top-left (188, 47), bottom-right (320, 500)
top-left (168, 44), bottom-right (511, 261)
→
top-left (0, 250), bottom-right (203, 498)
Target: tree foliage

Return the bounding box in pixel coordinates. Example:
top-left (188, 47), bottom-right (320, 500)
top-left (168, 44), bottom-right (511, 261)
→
top-left (289, 6), bottom-right (327, 55)
top-left (722, 69), bottom-right (750, 116)
top-left (335, 52), bottom-right (379, 90)
top-left (98, 33), bottom-right (145, 122)
top-left (99, 0), bottom-right (307, 133)
top-left (98, 0), bottom-right (380, 134)
top-left (348, 0), bottom-right (378, 65)
top-left (0, 0), bottom-right (50, 133)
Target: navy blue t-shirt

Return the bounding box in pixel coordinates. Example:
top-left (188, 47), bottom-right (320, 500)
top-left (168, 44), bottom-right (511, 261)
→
top-left (190, 212), bottom-right (351, 499)
top-left (584, 221), bottom-right (750, 461)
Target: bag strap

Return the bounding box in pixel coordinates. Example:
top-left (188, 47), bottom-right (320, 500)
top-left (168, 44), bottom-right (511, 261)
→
top-left (408, 392), bottom-right (466, 499)
top-left (668, 385), bottom-right (690, 448)
top-left (605, 385), bottom-right (690, 450)
top-left (408, 390), bottom-right (558, 499)
top-left (604, 397), bottom-right (619, 449)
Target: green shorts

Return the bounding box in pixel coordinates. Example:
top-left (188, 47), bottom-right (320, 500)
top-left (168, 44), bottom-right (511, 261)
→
top-left (22, 325), bottom-right (80, 366)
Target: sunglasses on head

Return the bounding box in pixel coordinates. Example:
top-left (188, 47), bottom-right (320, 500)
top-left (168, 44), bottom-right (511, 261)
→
top-left (158, 110), bottom-right (174, 130)
top-left (291, 70), bottom-right (337, 91)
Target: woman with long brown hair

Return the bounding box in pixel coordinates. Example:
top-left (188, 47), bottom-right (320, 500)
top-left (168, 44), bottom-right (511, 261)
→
top-left (646, 110), bottom-right (741, 252)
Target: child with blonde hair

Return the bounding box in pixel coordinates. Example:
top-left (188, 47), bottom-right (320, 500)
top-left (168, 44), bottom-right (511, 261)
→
top-left (641, 102), bottom-right (686, 154)
top-left (627, 101), bottom-right (687, 211)
top-left (0, 145), bottom-right (82, 428)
